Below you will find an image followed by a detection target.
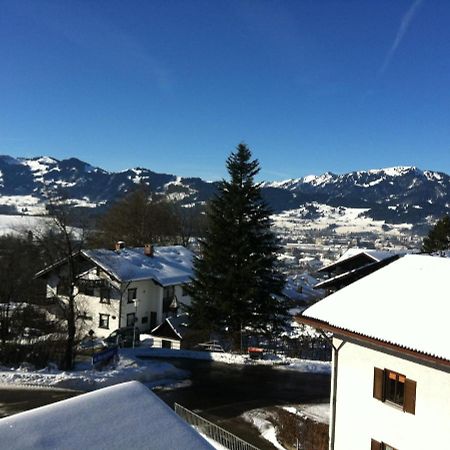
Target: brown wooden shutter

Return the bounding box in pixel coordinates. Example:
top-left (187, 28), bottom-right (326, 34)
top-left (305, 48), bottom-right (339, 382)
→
top-left (373, 367), bottom-right (384, 401)
top-left (371, 438), bottom-right (381, 450)
top-left (404, 378), bottom-right (416, 414)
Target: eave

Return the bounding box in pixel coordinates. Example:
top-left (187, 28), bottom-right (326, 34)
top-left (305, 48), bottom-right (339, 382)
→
top-left (296, 315), bottom-right (450, 369)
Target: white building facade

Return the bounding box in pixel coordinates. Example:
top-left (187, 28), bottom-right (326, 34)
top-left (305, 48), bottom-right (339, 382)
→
top-left (40, 244), bottom-right (193, 338)
top-left (300, 255), bottom-right (450, 450)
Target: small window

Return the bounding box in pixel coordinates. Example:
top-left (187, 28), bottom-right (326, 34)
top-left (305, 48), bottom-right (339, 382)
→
top-left (373, 367), bottom-right (416, 414)
top-left (99, 313), bottom-right (110, 329)
top-left (182, 285), bottom-right (189, 297)
top-left (141, 316), bottom-right (148, 324)
top-left (385, 370), bottom-right (405, 406)
top-left (78, 282), bottom-right (94, 296)
top-left (127, 288), bottom-right (137, 303)
top-left (57, 280), bottom-right (71, 296)
top-left (100, 288), bottom-right (111, 304)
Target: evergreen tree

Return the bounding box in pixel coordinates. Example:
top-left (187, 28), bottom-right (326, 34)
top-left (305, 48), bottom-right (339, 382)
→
top-left (189, 144), bottom-right (286, 348)
top-left (422, 215), bottom-right (450, 253)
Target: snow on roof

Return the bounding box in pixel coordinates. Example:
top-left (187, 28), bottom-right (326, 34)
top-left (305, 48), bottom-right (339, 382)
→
top-left (303, 255), bottom-right (450, 362)
top-left (319, 247), bottom-right (400, 272)
top-left (0, 381), bottom-right (213, 450)
top-left (83, 245), bottom-right (194, 286)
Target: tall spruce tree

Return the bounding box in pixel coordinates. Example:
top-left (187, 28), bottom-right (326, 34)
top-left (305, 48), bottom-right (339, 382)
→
top-left (422, 215), bottom-right (450, 254)
top-left (189, 144), bottom-right (286, 348)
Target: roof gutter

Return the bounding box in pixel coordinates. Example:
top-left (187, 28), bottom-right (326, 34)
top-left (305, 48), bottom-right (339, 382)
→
top-left (297, 315), bottom-right (450, 369)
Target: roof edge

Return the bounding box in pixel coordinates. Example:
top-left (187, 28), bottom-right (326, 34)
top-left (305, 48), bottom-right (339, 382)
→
top-left (296, 315), bottom-right (450, 369)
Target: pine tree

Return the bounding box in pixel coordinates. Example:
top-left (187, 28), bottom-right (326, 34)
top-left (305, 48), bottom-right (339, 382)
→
top-left (422, 215), bottom-right (450, 253)
top-left (189, 144), bottom-right (286, 348)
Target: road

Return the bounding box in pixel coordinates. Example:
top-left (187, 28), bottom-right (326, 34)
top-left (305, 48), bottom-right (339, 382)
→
top-left (151, 358), bottom-right (331, 449)
top-left (0, 358), bottom-right (330, 449)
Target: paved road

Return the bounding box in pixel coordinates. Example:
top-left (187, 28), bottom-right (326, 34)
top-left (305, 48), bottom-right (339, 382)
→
top-left (150, 358), bottom-right (331, 449)
top-left (0, 388), bottom-right (79, 419)
top-left (0, 359), bottom-right (330, 449)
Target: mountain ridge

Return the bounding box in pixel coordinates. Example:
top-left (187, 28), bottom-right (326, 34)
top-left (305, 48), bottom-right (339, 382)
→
top-left (0, 155), bottom-right (449, 227)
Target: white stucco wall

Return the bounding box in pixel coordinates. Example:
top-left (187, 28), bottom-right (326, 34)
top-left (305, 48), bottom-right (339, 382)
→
top-left (332, 337), bottom-right (450, 450)
top-left (119, 280), bottom-right (162, 332)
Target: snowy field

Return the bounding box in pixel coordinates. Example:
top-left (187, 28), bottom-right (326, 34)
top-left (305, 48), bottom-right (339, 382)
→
top-left (0, 214), bottom-right (50, 237)
top-left (272, 202), bottom-right (413, 236)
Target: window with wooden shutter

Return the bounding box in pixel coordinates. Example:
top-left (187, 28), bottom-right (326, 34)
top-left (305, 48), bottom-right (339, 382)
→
top-left (373, 366), bottom-right (416, 415)
top-left (373, 367), bottom-right (384, 401)
top-left (371, 438), bottom-right (381, 450)
top-left (404, 378), bottom-right (416, 414)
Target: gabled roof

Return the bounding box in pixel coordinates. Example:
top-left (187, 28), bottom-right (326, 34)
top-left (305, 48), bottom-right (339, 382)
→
top-left (318, 248), bottom-right (400, 273)
top-left (0, 381), bottom-right (212, 450)
top-left (302, 255), bottom-right (450, 364)
top-left (151, 314), bottom-right (188, 340)
top-left (314, 255), bottom-right (400, 290)
top-left (36, 245), bottom-right (194, 286)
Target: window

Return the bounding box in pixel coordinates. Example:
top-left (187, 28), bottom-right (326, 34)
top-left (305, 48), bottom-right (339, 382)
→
top-left (371, 439), bottom-right (397, 450)
top-left (78, 282), bottom-right (94, 296)
top-left (100, 288), bottom-right (111, 304)
top-left (56, 279), bottom-right (70, 296)
top-left (127, 313), bottom-right (136, 327)
top-left (141, 316), bottom-right (148, 324)
top-left (163, 286), bottom-right (175, 313)
top-left (127, 288), bottom-right (137, 303)
top-left (373, 367), bottom-right (416, 414)
top-left (99, 313), bottom-right (110, 329)
top-left (385, 370), bottom-right (405, 406)
top-left (182, 285), bottom-right (190, 297)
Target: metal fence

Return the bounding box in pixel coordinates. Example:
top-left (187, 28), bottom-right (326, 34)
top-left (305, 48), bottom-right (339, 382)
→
top-left (174, 403), bottom-right (260, 450)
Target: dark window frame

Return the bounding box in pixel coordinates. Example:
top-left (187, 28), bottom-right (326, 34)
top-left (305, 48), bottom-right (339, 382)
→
top-left (127, 288), bottom-right (137, 303)
top-left (127, 313), bottom-right (136, 327)
top-left (100, 287), bottom-right (111, 304)
top-left (99, 313), bottom-right (110, 329)
top-left (384, 369), bottom-right (405, 407)
top-left (373, 367), bottom-right (416, 414)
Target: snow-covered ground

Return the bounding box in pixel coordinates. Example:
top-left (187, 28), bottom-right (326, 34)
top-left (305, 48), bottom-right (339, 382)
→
top-left (243, 403), bottom-right (329, 450)
top-left (0, 353), bottom-right (188, 391)
top-left (272, 202), bottom-right (413, 236)
top-left (131, 347), bottom-right (331, 373)
top-left (283, 404), bottom-right (330, 424)
top-left (0, 345), bottom-right (330, 392)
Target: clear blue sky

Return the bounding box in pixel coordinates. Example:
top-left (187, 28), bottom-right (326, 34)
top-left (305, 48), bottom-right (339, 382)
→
top-left (1, 0), bottom-right (449, 180)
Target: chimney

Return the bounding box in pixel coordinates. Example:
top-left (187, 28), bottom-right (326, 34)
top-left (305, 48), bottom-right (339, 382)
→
top-left (144, 243), bottom-right (154, 257)
top-left (115, 241), bottom-right (126, 252)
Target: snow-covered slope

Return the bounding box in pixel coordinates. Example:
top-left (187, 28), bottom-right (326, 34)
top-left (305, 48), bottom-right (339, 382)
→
top-left (0, 155), bottom-right (449, 227)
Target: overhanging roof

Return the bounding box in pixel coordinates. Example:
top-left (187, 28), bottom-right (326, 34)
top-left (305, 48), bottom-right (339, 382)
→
top-left (302, 255), bottom-right (450, 364)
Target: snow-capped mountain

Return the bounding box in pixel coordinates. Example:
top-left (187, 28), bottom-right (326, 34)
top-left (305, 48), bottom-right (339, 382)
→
top-left (263, 166), bottom-right (450, 225)
top-left (0, 155), bottom-right (216, 214)
top-left (0, 156), bottom-right (449, 227)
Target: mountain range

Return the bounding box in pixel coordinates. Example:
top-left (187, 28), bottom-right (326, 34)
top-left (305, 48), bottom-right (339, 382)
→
top-left (0, 155), bottom-right (449, 228)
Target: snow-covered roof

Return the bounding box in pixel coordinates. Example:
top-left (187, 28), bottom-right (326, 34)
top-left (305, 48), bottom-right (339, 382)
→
top-left (0, 381), bottom-right (212, 450)
top-left (318, 247), bottom-right (401, 272)
top-left (302, 255), bottom-right (450, 362)
top-left (82, 245), bottom-right (193, 286)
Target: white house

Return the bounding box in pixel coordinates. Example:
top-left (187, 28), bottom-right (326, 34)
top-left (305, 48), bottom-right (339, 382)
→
top-left (36, 243), bottom-right (194, 338)
top-left (0, 381), bottom-right (213, 450)
top-left (299, 255), bottom-right (450, 450)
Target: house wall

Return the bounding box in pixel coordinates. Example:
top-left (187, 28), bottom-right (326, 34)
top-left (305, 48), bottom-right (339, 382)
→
top-left (46, 268), bottom-right (192, 338)
top-left (332, 337), bottom-right (450, 450)
top-left (119, 279), bottom-right (162, 332)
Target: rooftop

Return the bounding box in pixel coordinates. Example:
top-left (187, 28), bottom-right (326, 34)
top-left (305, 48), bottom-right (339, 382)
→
top-left (0, 381), bottom-right (212, 450)
top-left (302, 255), bottom-right (450, 363)
top-left (83, 245), bottom-right (194, 286)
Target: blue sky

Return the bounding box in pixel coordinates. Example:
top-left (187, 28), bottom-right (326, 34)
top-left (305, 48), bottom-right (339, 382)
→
top-left (1, 0), bottom-right (450, 180)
